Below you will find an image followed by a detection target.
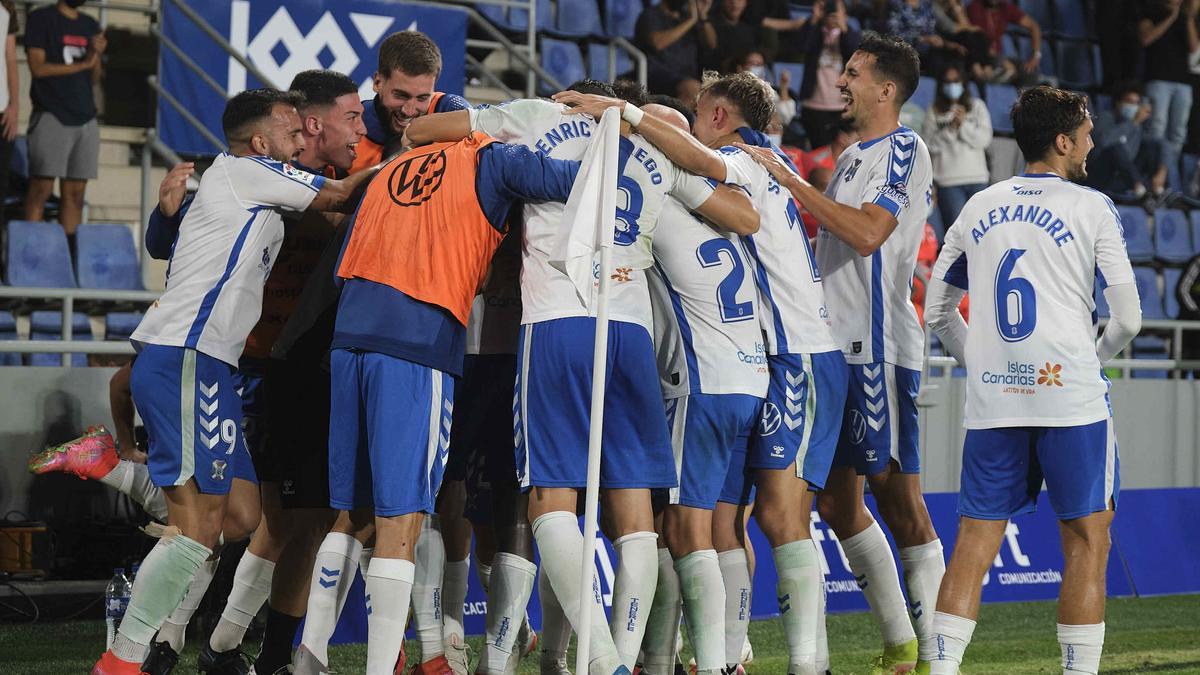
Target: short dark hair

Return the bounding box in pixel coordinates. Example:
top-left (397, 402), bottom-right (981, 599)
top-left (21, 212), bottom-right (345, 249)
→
top-left (856, 32), bottom-right (921, 106)
top-left (697, 70), bottom-right (775, 131)
top-left (1011, 85), bottom-right (1089, 163)
top-left (377, 31), bottom-right (441, 78)
top-left (611, 79), bottom-right (650, 107)
top-left (647, 93), bottom-right (695, 128)
top-left (289, 70), bottom-right (360, 111)
top-left (566, 79), bottom-right (617, 97)
top-left (1110, 80), bottom-right (1143, 103)
top-left (222, 88), bottom-right (302, 143)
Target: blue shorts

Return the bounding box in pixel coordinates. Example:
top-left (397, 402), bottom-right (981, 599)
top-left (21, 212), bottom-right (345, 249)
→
top-left (232, 366), bottom-right (266, 483)
top-left (665, 393), bottom-right (762, 510)
top-left (515, 318), bottom-right (675, 490)
top-left (749, 351), bottom-right (848, 490)
top-left (327, 349), bottom-right (455, 517)
top-left (718, 430), bottom-right (754, 506)
top-left (132, 345), bottom-right (254, 495)
top-left (959, 418), bottom-right (1120, 521)
top-left (833, 361), bottom-right (921, 476)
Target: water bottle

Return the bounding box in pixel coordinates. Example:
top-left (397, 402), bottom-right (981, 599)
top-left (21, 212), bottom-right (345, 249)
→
top-left (105, 568), bottom-right (132, 650)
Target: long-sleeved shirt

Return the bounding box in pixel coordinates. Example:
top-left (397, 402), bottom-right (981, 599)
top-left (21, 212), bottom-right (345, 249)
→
top-left (920, 97), bottom-right (992, 187)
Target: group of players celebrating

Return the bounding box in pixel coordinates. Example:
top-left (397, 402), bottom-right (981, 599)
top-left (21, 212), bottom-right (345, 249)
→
top-left (26, 23), bottom-right (1138, 675)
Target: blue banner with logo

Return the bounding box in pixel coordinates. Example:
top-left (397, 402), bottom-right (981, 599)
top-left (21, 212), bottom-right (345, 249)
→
top-left (158, 0), bottom-right (467, 155)
top-left (304, 488), bottom-right (1197, 644)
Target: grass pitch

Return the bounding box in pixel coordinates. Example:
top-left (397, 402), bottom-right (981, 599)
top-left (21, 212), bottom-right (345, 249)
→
top-left (1, 595), bottom-right (1197, 674)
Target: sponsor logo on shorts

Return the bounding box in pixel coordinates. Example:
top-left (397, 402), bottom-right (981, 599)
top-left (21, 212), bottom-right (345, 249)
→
top-left (848, 409), bottom-right (867, 445)
top-left (771, 445), bottom-right (785, 458)
top-left (759, 402), bottom-right (782, 436)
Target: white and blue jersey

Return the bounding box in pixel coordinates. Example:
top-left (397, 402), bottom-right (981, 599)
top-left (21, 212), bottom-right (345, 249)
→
top-left (131, 153), bottom-right (325, 367)
top-left (817, 126), bottom-right (932, 370)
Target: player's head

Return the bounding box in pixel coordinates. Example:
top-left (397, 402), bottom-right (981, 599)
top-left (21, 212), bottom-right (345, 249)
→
top-left (838, 32), bottom-right (920, 129)
top-left (374, 31), bottom-right (442, 134)
top-left (290, 70), bottom-right (366, 172)
top-left (647, 94), bottom-right (695, 129)
top-left (566, 79), bottom-right (617, 97)
top-left (611, 79), bottom-right (650, 107)
top-left (222, 88), bottom-right (306, 163)
top-left (1012, 85), bottom-right (1092, 181)
top-left (692, 70), bottom-right (775, 146)
top-left (642, 103), bottom-right (691, 133)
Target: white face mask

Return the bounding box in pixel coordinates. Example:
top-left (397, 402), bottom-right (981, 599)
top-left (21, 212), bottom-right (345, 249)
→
top-left (748, 65), bottom-right (767, 80)
top-left (942, 82), bottom-right (964, 101)
top-left (767, 133), bottom-right (784, 147)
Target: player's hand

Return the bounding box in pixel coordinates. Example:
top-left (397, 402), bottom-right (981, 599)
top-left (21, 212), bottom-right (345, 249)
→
top-left (733, 142), bottom-right (805, 186)
top-left (552, 91), bottom-right (626, 120)
top-left (92, 31), bottom-right (108, 57)
top-left (2, 103), bottom-right (18, 142)
top-left (158, 162), bottom-right (195, 218)
top-left (118, 443), bottom-right (147, 464)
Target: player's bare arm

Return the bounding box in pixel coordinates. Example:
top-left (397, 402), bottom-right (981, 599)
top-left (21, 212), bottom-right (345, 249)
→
top-left (308, 163), bottom-right (382, 213)
top-left (735, 142), bottom-right (898, 256)
top-left (694, 184), bottom-right (759, 235)
top-left (403, 109), bottom-right (471, 147)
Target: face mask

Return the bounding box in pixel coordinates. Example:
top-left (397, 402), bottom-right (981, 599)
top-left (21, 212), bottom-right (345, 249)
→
top-left (942, 82), bottom-right (964, 100)
top-left (748, 65), bottom-right (767, 80)
top-left (767, 133), bottom-right (783, 147)
top-left (1118, 103), bottom-right (1140, 122)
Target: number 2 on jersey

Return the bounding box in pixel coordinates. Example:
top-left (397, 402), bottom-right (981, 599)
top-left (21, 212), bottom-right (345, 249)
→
top-left (696, 238), bottom-right (754, 323)
top-left (994, 248), bottom-right (1037, 342)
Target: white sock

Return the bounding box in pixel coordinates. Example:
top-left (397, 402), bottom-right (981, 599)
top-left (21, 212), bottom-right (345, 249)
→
top-left (815, 561), bottom-right (830, 673)
top-left (486, 553), bottom-right (537, 674)
top-left (443, 558), bottom-right (471, 644)
top-left (641, 548), bottom-right (681, 675)
top-left (840, 522), bottom-right (915, 647)
top-left (359, 546), bottom-right (375, 576)
top-left (899, 540), bottom-right (945, 647)
top-left (209, 551), bottom-right (275, 652)
top-left (610, 531), bottom-right (659, 669)
top-left (925, 611), bottom-right (976, 674)
top-left (365, 558), bottom-right (416, 675)
top-left (773, 540), bottom-right (821, 675)
top-left (111, 535), bottom-right (211, 663)
top-left (538, 565), bottom-right (572, 663)
top-left (477, 561), bottom-right (492, 592)
top-left (1058, 622), bottom-right (1105, 674)
top-left (158, 558), bottom-right (218, 652)
top-left (717, 548), bottom-right (751, 668)
top-left (99, 460), bottom-right (169, 521)
top-left (413, 517), bottom-right (446, 661)
top-left (531, 511), bottom-right (622, 675)
top-left (674, 550), bottom-right (725, 674)
top-left (299, 533), bottom-right (364, 666)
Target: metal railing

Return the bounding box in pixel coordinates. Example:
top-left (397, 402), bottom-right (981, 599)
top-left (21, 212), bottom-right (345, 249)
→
top-left (0, 287), bottom-right (160, 366)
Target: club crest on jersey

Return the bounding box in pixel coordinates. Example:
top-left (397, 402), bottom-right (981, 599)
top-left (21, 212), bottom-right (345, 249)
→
top-left (388, 149), bottom-right (447, 206)
top-left (843, 158), bottom-right (862, 183)
top-left (760, 402), bottom-right (782, 436)
top-left (211, 459), bottom-right (227, 481)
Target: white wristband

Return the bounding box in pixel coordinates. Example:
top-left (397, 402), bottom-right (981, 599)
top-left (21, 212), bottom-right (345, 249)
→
top-left (621, 103), bottom-right (644, 128)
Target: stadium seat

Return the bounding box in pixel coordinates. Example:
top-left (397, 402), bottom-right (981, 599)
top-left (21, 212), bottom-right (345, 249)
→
top-left (986, 84), bottom-right (1019, 134)
top-left (486, 0), bottom-right (552, 32)
top-left (1192, 210), bottom-right (1200, 257)
top-left (604, 0), bottom-right (641, 39)
top-left (1153, 209), bottom-right (1194, 264)
top-left (1117, 205), bottom-right (1154, 263)
top-left (1014, 34), bottom-right (1056, 80)
top-left (587, 42), bottom-right (634, 81)
top-left (28, 310), bottom-right (90, 367)
top-left (1163, 267), bottom-right (1182, 319)
top-left (4, 220), bottom-right (77, 287)
top-left (1052, 0), bottom-right (1090, 38)
top-left (1014, 0), bottom-right (1052, 33)
top-left (75, 223), bottom-right (143, 290)
top-left (552, 0), bottom-right (603, 37)
top-left (773, 62), bottom-right (805, 97)
top-left (540, 38), bottom-right (587, 94)
top-left (1181, 153), bottom-right (1199, 192)
top-left (0, 310), bottom-right (18, 366)
top-left (910, 76), bottom-right (936, 113)
top-left (1133, 266), bottom-right (1165, 320)
top-left (1055, 40), bottom-right (1098, 89)
top-left (105, 311), bottom-right (142, 341)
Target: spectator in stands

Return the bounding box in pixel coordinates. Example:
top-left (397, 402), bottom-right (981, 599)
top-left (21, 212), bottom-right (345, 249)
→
top-left (1138, 0), bottom-right (1199, 183)
top-left (23, 0), bottom-right (104, 258)
top-left (0, 1), bottom-right (18, 214)
top-left (932, 0), bottom-right (992, 84)
top-left (636, 0), bottom-right (717, 101)
top-left (921, 61), bottom-right (992, 237)
top-left (965, 0), bottom-right (1042, 84)
top-left (1088, 82), bottom-right (1169, 203)
top-left (739, 0), bottom-right (811, 62)
top-left (705, 0), bottom-right (757, 71)
top-left (797, 0), bottom-right (860, 148)
top-left (731, 50), bottom-right (797, 126)
top-left (798, 118), bottom-right (858, 179)
top-left (1097, 2), bottom-right (1144, 88)
top-left (885, 0), bottom-right (968, 75)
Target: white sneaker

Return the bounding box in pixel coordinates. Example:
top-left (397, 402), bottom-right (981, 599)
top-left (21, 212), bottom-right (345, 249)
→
top-left (739, 636), bottom-right (753, 666)
top-left (291, 646), bottom-right (330, 675)
top-left (444, 634), bottom-right (472, 675)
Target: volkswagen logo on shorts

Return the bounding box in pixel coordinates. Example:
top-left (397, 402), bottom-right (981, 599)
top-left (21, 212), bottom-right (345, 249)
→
top-left (388, 149), bottom-right (447, 206)
top-left (759, 402), bottom-right (782, 436)
top-left (848, 409), bottom-right (867, 445)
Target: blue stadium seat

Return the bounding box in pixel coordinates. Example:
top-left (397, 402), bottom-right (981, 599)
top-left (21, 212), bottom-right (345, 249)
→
top-left (986, 84), bottom-right (1018, 134)
top-left (552, 0), bottom-right (603, 37)
top-left (1181, 153), bottom-right (1199, 192)
top-left (485, 0), bottom-right (552, 32)
top-left (1163, 267), bottom-right (1182, 319)
top-left (605, 0), bottom-right (641, 39)
top-left (773, 62), bottom-right (805, 96)
top-left (105, 311), bottom-right (142, 341)
top-left (540, 38), bottom-right (587, 94)
top-left (910, 76), bottom-right (936, 113)
top-left (5, 220), bottom-right (77, 287)
top-left (587, 42), bottom-right (634, 81)
top-left (76, 223), bottom-right (143, 290)
top-left (477, 1), bottom-right (508, 28)
top-left (1052, 0), bottom-right (1090, 38)
top-left (28, 311), bottom-right (90, 367)
top-left (1014, 34), bottom-right (1056, 80)
top-left (1192, 210), bottom-right (1200, 257)
top-left (1014, 0), bottom-right (1052, 32)
top-left (1153, 209), bottom-right (1193, 263)
top-left (1055, 40), bottom-right (1097, 89)
top-left (1134, 266), bottom-right (1165, 320)
top-left (1117, 205), bottom-right (1154, 263)
top-left (0, 310), bottom-right (18, 366)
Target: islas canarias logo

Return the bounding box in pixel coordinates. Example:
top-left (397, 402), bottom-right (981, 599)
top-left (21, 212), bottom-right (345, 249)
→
top-left (1037, 362), bottom-right (1063, 387)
